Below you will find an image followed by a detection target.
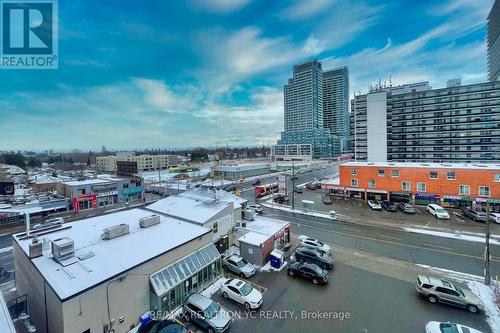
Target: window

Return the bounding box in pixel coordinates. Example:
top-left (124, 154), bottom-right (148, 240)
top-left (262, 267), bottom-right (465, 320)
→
top-left (378, 169), bottom-right (385, 177)
top-left (368, 180), bottom-right (376, 189)
top-left (248, 248), bottom-right (253, 254)
top-left (391, 170), bottom-right (399, 177)
top-left (495, 174), bottom-right (500, 183)
top-left (459, 185), bottom-right (470, 195)
top-left (447, 171), bottom-right (456, 180)
top-left (351, 179), bottom-right (358, 187)
top-left (417, 182), bottom-right (426, 192)
top-left (351, 168), bottom-right (357, 175)
top-left (212, 222), bottom-right (218, 234)
top-left (479, 186), bottom-right (490, 197)
top-left (123, 184), bottom-right (129, 188)
top-left (402, 181), bottom-right (411, 191)
top-left (77, 188), bottom-right (86, 195)
top-left (429, 171), bottom-right (438, 179)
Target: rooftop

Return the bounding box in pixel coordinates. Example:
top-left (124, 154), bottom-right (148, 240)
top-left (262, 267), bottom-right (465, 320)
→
top-left (62, 178), bottom-right (111, 186)
top-left (182, 186), bottom-right (247, 208)
top-left (342, 161), bottom-right (500, 170)
top-left (215, 163), bottom-right (269, 172)
top-left (238, 216), bottom-right (290, 246)
top-left (13, 208), bottom-right (210, 301)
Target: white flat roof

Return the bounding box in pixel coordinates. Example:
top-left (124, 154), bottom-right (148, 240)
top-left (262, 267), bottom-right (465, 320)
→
top-left (216, 163), bottom-right (269, 172)
top-left (147, 195), bottom-right (232, 224)
top-left (342, 161), bottom-right (500, 170)
top-left (238, 231), bottom-right (269, 246)
top-left (242, 216), bottom-right (290, 238)
top-left (63, 178), bottom-right (111, 186)
top-left (183, 187), bottom-right (247, 208)
top-left (13, 208), bottom-right (210, 301)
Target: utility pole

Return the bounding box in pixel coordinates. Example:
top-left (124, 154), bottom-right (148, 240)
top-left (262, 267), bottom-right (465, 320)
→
top-left (485, 200), bottom-right (491, 285)
top-left (291, 164), bottom-right (295, 210)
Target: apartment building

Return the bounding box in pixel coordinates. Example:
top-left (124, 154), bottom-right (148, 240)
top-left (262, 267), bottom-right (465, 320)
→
top-left (96, 154), bottom-right (179, 172)
top-left (488, 0), bottom-right (500, 82)
top-left (351, 80), bottom-right (500, 163)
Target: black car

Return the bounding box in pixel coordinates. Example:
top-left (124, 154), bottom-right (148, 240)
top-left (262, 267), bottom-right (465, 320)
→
top-left (273, 194), bottom-right (289, 205)
top-left (398, 202), bottom-right (416, 214)
top-left (287, 262), bottom-right (328, 285)
top-left (252, 179), bottom-right (261, 186)
top-left (381, 200), bottom-right (397, 212)
top-left (294, 247), bottom-right (334, 270)
top-left (322, 196), bottom-right (332, 205)
top-left (138, 319), bottom-right (188, 333)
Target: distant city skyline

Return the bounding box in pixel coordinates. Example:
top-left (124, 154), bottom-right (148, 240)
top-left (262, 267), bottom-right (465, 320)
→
top-left (0, 0), bottom-right (493, 151)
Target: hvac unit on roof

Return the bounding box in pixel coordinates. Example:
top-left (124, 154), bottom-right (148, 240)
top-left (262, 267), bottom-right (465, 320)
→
top-left (51, 237), bottom-right (75, 258)
top-left (101, 223), bottom-right (130, 240)
top-left (139, 214), bottom-right (160, 228)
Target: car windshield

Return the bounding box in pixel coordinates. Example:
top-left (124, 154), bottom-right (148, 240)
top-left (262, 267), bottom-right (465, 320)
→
top-left (439, 323), bottom-right (460, 333)
top-left (240, 282), bottom-right (253, 296)
top-left (237, 258), bottom-right (248, 268)
top-left (436, 208), bottom-right (447, 213)
top-left (204, 302), bottom-right (220, 319)
top-left (316, 240), bottom-right (324, 246)
top-left (453, 285), bottom-right (465, 297)
top-left (309, 265), bottom-right (323, 275)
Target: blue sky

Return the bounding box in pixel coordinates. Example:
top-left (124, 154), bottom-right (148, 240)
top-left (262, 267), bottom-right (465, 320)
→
top-left (0, 0), bottom-right (493, 151)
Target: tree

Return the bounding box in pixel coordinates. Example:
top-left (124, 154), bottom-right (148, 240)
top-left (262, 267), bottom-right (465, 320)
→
top-left (1, 153), bottom-right (26, 168)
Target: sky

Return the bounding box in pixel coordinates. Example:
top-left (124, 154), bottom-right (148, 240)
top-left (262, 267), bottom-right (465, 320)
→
top-left (0, 0), bottom-right (493, 151)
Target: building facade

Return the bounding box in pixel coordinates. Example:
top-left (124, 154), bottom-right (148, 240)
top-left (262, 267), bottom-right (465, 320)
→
top-left (351, 81), bottom-right (500, 163)
top-left (274, 60), bottom-right (342, 159)
top-left (96, 154), bottom-right (179, 173)
top-left (212, 163), bottom-right (270, 180)
top-left (271, 144), bottom-right (313, 162)
top-left (488, 0), bottom-right (500, 82)
top-left (323, 66), bottom-right (350, 153)
top-left (324, 162), bottom-right (500, 212)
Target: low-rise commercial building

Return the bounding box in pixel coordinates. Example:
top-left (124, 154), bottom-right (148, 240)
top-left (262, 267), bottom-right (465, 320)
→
top-left (325, 162), bottom-right (500, 212)
top-left (13, 208), bottom-right (218, 333)
top-left (271, 144), bottom-right (313, 162)
top-left (212, 163), bottom-right (270, 180)
top-left (96, 154), bottom-right (180, 173)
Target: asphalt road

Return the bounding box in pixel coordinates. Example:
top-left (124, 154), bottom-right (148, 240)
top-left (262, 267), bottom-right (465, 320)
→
top-left (264, 208), bottom-right (500, 277)
top-left (206, 263), bottom-right (491, 333)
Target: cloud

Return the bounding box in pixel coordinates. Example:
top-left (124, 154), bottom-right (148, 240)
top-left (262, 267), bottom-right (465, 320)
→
top-left (189, 0), bottom-right (251, 13)
top-left (280, 0), bottom-right (334, 21)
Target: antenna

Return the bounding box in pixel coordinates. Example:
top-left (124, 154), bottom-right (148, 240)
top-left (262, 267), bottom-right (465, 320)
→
top-left (389, 75), bottom-right (392, 87)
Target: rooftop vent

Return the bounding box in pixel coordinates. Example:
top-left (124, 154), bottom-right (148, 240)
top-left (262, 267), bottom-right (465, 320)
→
top-left (101, 223), bottom-right (130, 240)
top-left (29, 237), bottom-right (42, 259)
top-left (139, 215), bottom-right (160, 228)
top-left (51, 237), bottom-right (78, 266)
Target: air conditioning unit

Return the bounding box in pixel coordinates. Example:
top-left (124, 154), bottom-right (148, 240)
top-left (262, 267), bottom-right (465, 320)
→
top-left (101, 224), bottom-right (130, 240)
top-left (139, 214), bottom-right (160, 228)
top-left (51, 237), bottom-right (75, 258)
top-left (243, 209), bottom-right (255, 221)
top-left (29, 241), bottom-right (43, 259)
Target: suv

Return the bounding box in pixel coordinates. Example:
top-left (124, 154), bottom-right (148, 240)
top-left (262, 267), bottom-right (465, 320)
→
top-left (222, 254), bottom-right (256, 278)
top-left (294, 247), bottom-right (334, 270)
top-left (461, 207), bottom-right (487, 223)
top-left (381, 200), bottom-right (397, 212)
top-left (415, 275), bottom-right (483, 313)
top-left (183, 293), bottom-right (232, 333)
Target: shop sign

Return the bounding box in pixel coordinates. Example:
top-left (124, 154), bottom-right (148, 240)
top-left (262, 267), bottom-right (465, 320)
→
top-left (486, 198), bottom-right (500, 204)
top-left (123, 187), bottom-right (143, 195)
top-left (415, 193), bottom-right (440, 199)
top-left (390, 192), bottom-right (411, 196)
top-left (443, 195), bottom-right (472, 201)
top-left (97, 191), bottom-right (118, 198)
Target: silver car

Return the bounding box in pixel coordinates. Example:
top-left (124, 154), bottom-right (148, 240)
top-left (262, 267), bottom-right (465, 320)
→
top-left (183, 293), bottom-right (231, 333)
top-left (222, 254), bottom-right (256, 278)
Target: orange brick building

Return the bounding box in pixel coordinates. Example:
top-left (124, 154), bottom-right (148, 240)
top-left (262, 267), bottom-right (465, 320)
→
top-left (324, 162), bottom-right (500, 212)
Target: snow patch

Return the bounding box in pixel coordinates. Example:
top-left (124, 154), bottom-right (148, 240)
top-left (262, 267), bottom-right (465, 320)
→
top-left (403, 227), bottom-right (500, 245)
top-left (467, 281), bottom-right (500, 333)
top-left (201, 277), bottom-right (227, 298)
top-left (260, 260), bottom-right (288, 272)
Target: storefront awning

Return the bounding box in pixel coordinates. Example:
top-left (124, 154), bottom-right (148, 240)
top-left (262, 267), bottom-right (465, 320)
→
top-left (150, 243), bottom-right (220, 297)
top-left (366, 189), bottom-right (387, 194)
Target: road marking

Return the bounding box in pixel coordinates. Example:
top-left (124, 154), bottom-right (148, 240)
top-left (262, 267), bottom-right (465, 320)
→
top-left (224, 272), bottom-right (268, 294)
top-left (379, 235), bottom-right (401, 241)
top-left (341, 227), bottom-right (364, 233)
top-left (288, 220), bottom-right (500, 263)
top-left (423, 221), bottom-right (431, 228)
top-left (423, 243), bottom-right (453, 251)
top-left (0, 246), bottom-right (13, 254)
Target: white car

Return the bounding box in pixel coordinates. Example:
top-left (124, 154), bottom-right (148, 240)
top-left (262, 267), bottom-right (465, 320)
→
top-left (426, 204), bottom-right (450, 219)
top-left (425, 321), bottom-right (484, 333)
top-left (298, 236), bottom-right (331, 254)
top-left (368, 200), bottom-right (382, 210)
top-left (489, 212), bottom-right (500, 224)
top-left (221, 278), bottom-right (263, 310)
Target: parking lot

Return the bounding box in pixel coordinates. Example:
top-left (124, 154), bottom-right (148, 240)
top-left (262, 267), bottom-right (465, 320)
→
top-left (177, 256), bottom-right (491, 333)
top-left (291, 188), bottom-right (500, 235)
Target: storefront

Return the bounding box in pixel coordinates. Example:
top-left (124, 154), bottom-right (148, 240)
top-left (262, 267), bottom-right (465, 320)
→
top-left (97, 191), bottom-right (118, 208)
top-left (414, 193), bottom-right (441, 206)
top-left (442, 195), bottom-right (472, 209)
top-left (345, 187), bottom-right (365, 200)
top-left (122, 186), bottom-right (143, 201)
top-left (149, 244), bottom-right (222, 315)
top-left (326, 186), bottom-right (345, 197)
top-left (72, 195), bottom-right (97, 211)
top-left (366, 189), bottom-right (388, 201)
top-left (474, 198), bottom-right (500, 213)
top-left (389, 192), bottom-right (413, 203)
top-left (274, 225), bottom-right (291, 248)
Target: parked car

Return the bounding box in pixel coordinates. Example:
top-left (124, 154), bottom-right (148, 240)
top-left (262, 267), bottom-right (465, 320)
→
top-left (426, 204), bottom-right (450, 219)
top-left (294, 186), bottom-right (303, 193)
top-left (183, 293), bottom-right (232, 333)
top-left (461, 207), bottom-right (487, 223)
top-left (138, 319), bottom-right (189, 333)
top-left (425, 321), bottom-right (484, 333)
top-left (322, 196), bottom-right (332, 205)
top-left (290, 175), bottom-right (298, 180)
top-left (273, 194), bottom-right (289, 205)
top-left (415, 275), bottom-right (483, 313)
top-left (252, 179), bottom-right (261, 186)
top-left (221, 278), bottom-right (263, 310)
top-left (367, 200), bottom-right (382, 210)
top-left (298, 236), bottom-right (331, 254)
top-left (398, 202), bottom-right (417, 214)
top-left (222, 254), bottom-right (256, 278)
top-left (489, 212), bottom-right (500, 224)
top-left (294, 247), bottom-right (334, 270)
top-left (287, 262), bottom-right (328, 285)
top-left (305, 183), bottom-right (320, 190)
top-left (247, 204), bottom-right (263, 215)
top-left (381, 200), bottom-right (397, 212)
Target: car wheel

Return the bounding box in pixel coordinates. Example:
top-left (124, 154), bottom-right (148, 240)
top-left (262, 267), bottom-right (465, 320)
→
top-left (312, 278), bottom-right (319, 285)
top-left (184, 312), bottom-right (191, 322)
top-left (208, 328), bottom-right (215, 333)
top-left (467, 304), bottom-right (479, 313)
top-left (222, 292), bottom-right (228, 299)
top-left (288, 270), bottom-right (295, 277)
top-left (427, 295), bottom-right (438, 304)
top-left (472, 216), bottom-right (477, 222)
top-left (245, 302), bottom-right (251, 311)
top-left (240, 272), bottom-right (245, 278)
